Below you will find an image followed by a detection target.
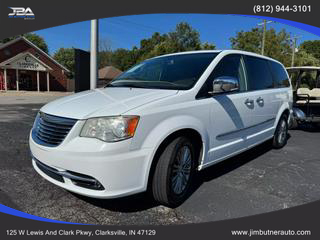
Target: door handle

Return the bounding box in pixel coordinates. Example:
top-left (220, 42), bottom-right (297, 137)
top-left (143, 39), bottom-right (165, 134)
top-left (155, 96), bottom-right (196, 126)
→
top-left (256, 97), bottom-right (264, 104)
top-left (244, 99), bottom-right (254, 106)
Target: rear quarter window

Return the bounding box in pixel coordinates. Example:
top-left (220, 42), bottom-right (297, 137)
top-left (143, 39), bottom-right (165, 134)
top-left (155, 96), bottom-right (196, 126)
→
top-left (270, 61), bottom-right (290, 88)
top-left (244, 56), bottom-right (274, 91)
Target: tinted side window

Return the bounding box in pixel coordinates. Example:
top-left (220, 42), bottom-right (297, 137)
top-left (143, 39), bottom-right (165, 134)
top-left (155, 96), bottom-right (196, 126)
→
top-left (211, 55), bottom-right (245, 87)
top-left (245, 56), bottom-right (273, 91)
top-left (197, 54), bottom-right (246, 98)
top-left (270, 61), bottom-right (290, 88)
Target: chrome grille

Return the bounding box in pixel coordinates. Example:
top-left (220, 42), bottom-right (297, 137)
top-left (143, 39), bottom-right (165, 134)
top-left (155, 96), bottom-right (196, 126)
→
top-left (32, 112), bottom-right (77, 147)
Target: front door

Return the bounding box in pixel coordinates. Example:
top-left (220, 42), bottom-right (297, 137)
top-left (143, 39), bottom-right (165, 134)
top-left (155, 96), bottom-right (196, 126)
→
top-left (199, 54), bottom-right (255, 166)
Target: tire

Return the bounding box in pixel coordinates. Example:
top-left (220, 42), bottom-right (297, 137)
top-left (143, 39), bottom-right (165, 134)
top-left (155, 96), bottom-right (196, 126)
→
top-left (289, 117), bottom-right (298, 129)
top-left (151, 136), bottom-right (197, 207)
top-left (273, 114), bottom-right (288, 149)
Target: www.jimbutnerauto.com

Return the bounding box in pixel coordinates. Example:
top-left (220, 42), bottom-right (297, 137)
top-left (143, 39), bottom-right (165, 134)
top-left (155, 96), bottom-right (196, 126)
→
top-left (231, 229), bottom-right (311, 237)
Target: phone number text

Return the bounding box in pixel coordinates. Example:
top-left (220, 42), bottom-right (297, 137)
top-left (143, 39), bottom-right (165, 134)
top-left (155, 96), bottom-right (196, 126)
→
top-left (253, 5), bottom-right (311, 14)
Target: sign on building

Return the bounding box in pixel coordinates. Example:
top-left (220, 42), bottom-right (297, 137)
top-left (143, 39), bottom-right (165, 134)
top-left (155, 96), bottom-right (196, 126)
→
top-left (11, 55), bottom-right (47, 71)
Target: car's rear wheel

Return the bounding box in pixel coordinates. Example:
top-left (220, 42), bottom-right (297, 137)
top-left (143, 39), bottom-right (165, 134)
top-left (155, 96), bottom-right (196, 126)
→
top-left (151, 136), bottom-right (196, 207)
top-left (273, 114), bottom-right (288, 149)
top-left (289, 117), bottom-right (299, 129)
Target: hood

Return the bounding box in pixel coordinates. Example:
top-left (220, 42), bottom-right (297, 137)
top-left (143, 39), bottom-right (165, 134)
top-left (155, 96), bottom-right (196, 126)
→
top-left (40, 88), bottom-right (178, 119)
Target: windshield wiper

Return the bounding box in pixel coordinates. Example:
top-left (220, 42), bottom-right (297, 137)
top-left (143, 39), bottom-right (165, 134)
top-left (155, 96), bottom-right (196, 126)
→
top-left (106, 82), bottom-right (149, 89)
top-left (115, 78), bottom-right (146, 81)
top-left (106, 80), bottom-right (186, 90)
top-left (105, 82), bottom-right (115, 87)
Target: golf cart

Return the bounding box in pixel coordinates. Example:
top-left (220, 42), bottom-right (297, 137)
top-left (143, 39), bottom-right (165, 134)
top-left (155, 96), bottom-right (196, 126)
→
top-left (286, 66), bottom-right (320, 128)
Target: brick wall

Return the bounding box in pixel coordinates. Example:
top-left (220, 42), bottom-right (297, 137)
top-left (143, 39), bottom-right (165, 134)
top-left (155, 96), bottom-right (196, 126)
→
top-left (0, 39), bottom-right (69, 91)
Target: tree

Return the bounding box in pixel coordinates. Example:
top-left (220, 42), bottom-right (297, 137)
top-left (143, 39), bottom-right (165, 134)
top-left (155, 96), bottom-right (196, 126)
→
top-left (168, 22), bottom-right (202, 52)
top-left (230, 27), bottom-right (262, 53)
top-left (111, 48), bottom-right (136, 71)
top-left (98, 38), bottom-right (113, 69)
top-left (201, 42), bottom-right (216, 50)
top-left (136, 22), bottom-right (215, 62)
top-left (0, 33), bottom-right (49, 54)
top-left (263, 29), bottom-right (292, 66)
top-left (230, 27), bottom-right (292, 66)
top-left (294, 49), bottom-right (320, 66)
top-left (138, 32), bottom-right (169, 60)
top-left (99, 51), bottom-right (114, 69)
top-left (53, 48), bottom-right (75, 77)
top-left (24, 33), bottom-right (49, 54)
top-left (300, 40), bottom-right (320, 60)
top-left (96, 22), bottom-right (216, 71)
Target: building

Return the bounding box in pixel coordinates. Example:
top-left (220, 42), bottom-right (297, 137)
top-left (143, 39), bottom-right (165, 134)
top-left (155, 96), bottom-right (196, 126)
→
top-left (98, 66), bottom-right (122, 87)
top-left (0, 37), bottom-right (71, 92)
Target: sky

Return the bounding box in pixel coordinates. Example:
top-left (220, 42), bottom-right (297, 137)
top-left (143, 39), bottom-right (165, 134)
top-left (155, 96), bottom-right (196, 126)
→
top-left (35, 14), bottom-right (320, 55)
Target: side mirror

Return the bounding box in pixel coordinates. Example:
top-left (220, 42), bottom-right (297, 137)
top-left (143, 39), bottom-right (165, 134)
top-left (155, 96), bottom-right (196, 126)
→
top-left (209, 76), bottom-right (239, 95)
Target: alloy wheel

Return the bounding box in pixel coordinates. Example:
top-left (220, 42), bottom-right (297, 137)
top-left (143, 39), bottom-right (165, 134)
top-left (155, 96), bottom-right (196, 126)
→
top-left (171, 145), bottom-right (192, 195)
top-left (278, 119), bottom-right (287, 144)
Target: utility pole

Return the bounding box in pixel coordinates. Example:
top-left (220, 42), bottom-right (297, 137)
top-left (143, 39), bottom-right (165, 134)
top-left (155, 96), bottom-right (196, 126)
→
top-left (258, 20), bottom-right (273, 56)
top-left (90, 19), bottom-right (99, 89)
top-left (261, 20), bottom-right (266, 56)
top-left (288, 35), bottom-right (302, 67)
top-left (291, 37), bottom-right (296, 67)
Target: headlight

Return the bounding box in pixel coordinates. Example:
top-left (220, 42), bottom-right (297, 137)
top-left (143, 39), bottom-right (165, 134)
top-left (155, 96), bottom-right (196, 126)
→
top-left (80, 116), bottom-right (139, 142)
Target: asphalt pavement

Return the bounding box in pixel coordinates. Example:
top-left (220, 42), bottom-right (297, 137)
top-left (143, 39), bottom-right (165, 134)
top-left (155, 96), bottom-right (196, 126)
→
top-left (0, 94), bottom-right (320, 225)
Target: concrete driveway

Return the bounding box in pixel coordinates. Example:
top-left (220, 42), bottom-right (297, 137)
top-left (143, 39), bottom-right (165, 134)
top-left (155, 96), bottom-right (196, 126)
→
top-left (0, 93), bottom-right (320, 224)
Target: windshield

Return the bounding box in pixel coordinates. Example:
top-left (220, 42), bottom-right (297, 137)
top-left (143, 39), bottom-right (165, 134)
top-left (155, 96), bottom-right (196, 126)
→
top-left (107, 53), bottom-right (219, 90)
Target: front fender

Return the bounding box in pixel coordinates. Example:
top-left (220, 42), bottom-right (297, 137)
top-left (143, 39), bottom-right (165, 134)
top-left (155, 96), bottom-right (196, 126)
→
top-left (131, 115), bottom-right (209, 181)
top-left (146, 115), bottom-right (208, 147)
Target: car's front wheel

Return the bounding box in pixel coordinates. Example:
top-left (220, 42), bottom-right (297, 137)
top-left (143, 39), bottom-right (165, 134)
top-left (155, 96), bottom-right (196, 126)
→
top-left (151, 136), bottom-right (197, 207)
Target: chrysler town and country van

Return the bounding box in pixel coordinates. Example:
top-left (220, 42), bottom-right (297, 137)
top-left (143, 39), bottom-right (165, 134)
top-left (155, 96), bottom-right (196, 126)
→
top-left (30, 50), bottom-right (292, 207)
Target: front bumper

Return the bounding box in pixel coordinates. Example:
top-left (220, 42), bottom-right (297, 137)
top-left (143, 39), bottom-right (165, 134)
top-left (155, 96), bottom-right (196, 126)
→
top-left (29, 131), bottom-right (153, 199)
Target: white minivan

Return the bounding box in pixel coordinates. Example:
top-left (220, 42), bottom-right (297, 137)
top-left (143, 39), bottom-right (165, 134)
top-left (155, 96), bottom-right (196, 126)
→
top-left (30, 50), bottom-right (292, 207)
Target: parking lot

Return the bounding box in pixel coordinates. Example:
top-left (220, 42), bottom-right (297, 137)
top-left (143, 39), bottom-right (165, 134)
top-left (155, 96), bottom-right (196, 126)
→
top-left (1, 92), bottom-right (320, 225)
